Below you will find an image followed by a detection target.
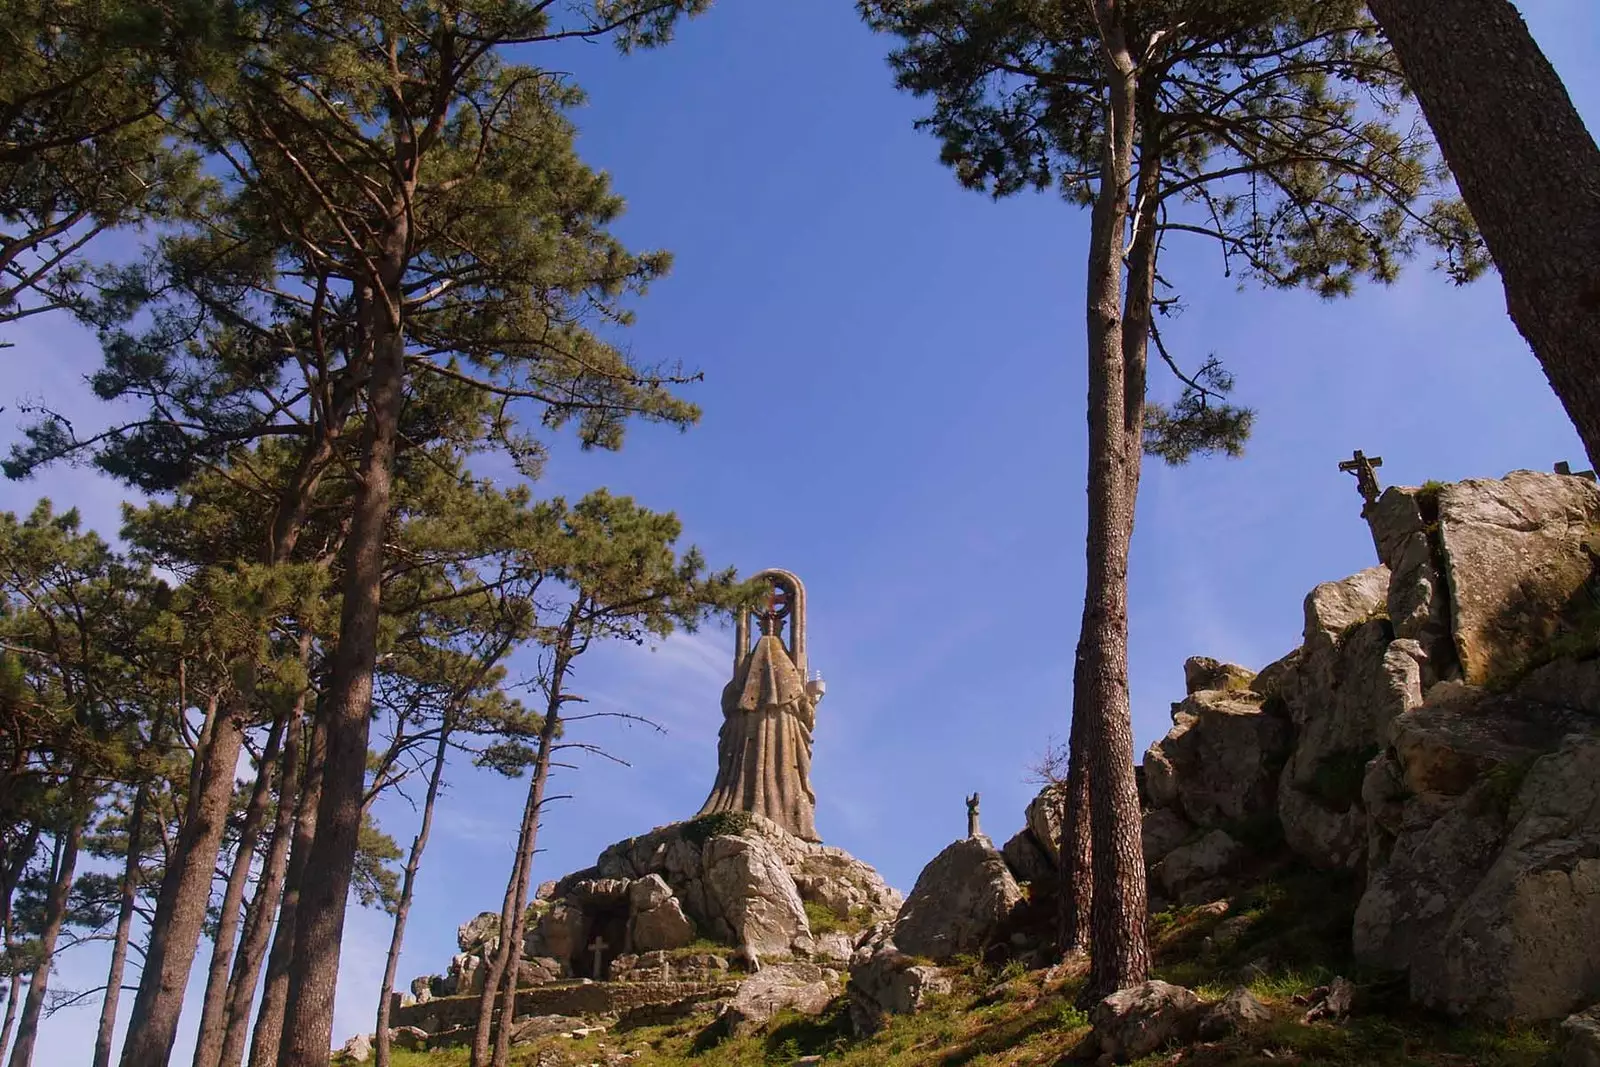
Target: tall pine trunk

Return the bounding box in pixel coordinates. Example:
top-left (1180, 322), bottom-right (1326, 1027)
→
top-left (1075, 4), bottom-right (1150, 1003)
top-left (191, 713), bottom-right (288, 1067)
top-left (1367, 0), bottom-right (1600, 469)
top-left (93, 782), bottom-right (149, 1067)
top-left (119, 703), bottom-right (248, 1067)
top-left (220, 709), bottom-right (305, 1067)
top-left (278, 284), bottom-right (409, 1067)
top-left (7, 815), bottom-right (84, 1067)
top-left (373, 725), bottom-right (450, 1067)
top-left (249, 717), bottom-right (325, 1067)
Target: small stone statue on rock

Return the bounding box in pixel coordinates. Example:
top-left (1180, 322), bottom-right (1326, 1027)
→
top-left (966, 792), bottom-right (981, 839)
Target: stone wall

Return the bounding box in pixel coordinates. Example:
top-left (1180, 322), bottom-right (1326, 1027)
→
top-left (392, 978), bottom-right (739, 1033)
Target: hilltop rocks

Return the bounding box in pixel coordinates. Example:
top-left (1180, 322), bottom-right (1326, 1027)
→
top-left (627, 875), bottom-right (696, 953)
top-left (892, 836), bottom-right (1022, 961)
top-left (1183, 657), bottom-right (1256, 694)
top-left (703, 834), bottom-right (810, 957)
top-left (457, 912), bottom-right (500, 954)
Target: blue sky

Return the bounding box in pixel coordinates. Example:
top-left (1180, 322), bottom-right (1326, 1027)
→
top-left (7, 1), bottom-right (1599, 1059)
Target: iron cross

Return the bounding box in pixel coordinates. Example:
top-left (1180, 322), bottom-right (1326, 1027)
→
top-left (1339, 449), bottom-right (1384, 506)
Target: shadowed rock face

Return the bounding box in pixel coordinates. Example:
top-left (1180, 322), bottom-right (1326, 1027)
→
top-left (892, 836), bottom-right (1021, 961)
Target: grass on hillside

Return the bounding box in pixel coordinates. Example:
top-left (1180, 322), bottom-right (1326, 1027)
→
top-left (369, 865), bottom-right (1561, 1067)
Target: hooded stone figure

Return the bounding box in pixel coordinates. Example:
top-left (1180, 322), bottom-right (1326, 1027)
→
top-left (697, 568), bottom-right (824, 841)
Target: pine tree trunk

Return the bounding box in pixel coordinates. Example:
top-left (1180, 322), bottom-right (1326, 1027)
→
top-left (0, 972), bottom-right (21, 1065)
top-left (220, 710), bottom-right (305, 1067)
top-left (491, 703), bottom-right (563, 1067)
top-left (278, 299), bottom-right (408, 1067)
top-left (1058, 681), bottom-right (1092, 956)
top-left (93, 782), bottom-right (149, 1067)
top-left (119, 701), bottom-right (249, 1067)
top-left (191, 714), bottom-right (288, 1067)
top-left (470, 772), bottom-right (541, 1067)
top-left (7, 816), bottom-right (83, 1067)
top-left (1076, 4), bottom-right (1150, 1004)
top-left (373, 725), bottom-right (450, 1067)
top-left (1367, 0), bottom-right (1600, 469)
top-left (249, 717), bottom-right (325, 1067)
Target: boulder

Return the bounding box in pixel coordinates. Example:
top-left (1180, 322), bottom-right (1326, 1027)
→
top-left (702, 833), bottom-right (810, 956)
top-left (718, 961), bottom-right (840, 1035)
top-left (1183, 657), bottom-right (1256, 694)
top-left (337, 1032), bottom-right (372, 1063)
top-left (1434, 471), bottom-right (1600, 685)
top-left (1197, 987), bottom-right (1272, 1039)
top-left (1087, 981), bottom-right (1202, 1063)
top-left (507, 1015), bottom-right (587, 1046)
top-left (522, 956), bottom-right (565, 984)
top-left (628, 876), bottom-right (697, 953)
top-left (1143, 690), bottom-right (1290, 828)
top-left (846, 926), bottom-right (951, 1037)
top-left (456, 911), bottom-right (500, 954)
top-left (1562, 1005), bottom-right (1600, 1067)
top-left (796, 930), bottom-right (856, 965)
top-left (1000, 829), bottom-right (1055, 884)
top-left (1388, 684), bottom-right (1572, 797)
top-left (1025, 784), bottom-right (1068, 866)
top-left (407, 975), bottom-right (434, 1004)
top-left (1141, 808), bottom-right (1193, 865)
top-left (1250, 647), bottom-right (1302, 702)
top-left (1153, 830), bottom-right (1244, 902)
top-left (892, 836), bottom-right (1022, 961)
top-left (446, 952), bottom-right (485, 996)
top-left (567, 878), bottom-right (632, 910)
top-left (534, 879), bottom-right (559, 902)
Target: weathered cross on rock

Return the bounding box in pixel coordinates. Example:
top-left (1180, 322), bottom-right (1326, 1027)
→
top-left (588, 936), bottom-right (609, 980)
top-left (1555, 461), bottom-right (1598, 483)
top-left (1338, 450), bottom-right (1384, 508)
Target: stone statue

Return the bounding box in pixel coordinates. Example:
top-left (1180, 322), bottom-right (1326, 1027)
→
top-left (966, 792), bottom-right (981, 839)
top-left (697, 568), bottom-right (825, 841)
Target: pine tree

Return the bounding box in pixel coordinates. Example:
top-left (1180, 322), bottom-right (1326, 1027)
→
top-left (860, 0), bottom-right (1484, 999)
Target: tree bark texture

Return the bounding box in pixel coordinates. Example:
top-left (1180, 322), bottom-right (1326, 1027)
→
top-left (1058, 681), bottom-right (1093, 956)
top-left (249, 717), bottom-right (324, 1067)
top-left (373, 726), bottom-right (449, 1067)
top-left (7, 816), bottom-right (83, 1067)
top-left (1076, 0), bottom-right (1151, 1003)
top-left (470, 764), bottom-right (541, 1067)
top-left (191, 713), bottom-right (288, 1067)
top-left (220, 710), bottom-right (305, 1067)
top-left (1367, 0), bottom-right (1600, 468)
top-left (119, 705), bottom-right (248, 1067)
top-left (0, 973), bottom-right (21, 1066)
top-left (93, 783), bottom-right (149, 1067)
top-left (278, 296), bottom-right (408, 1067)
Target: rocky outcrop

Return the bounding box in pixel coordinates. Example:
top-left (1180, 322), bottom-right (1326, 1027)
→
top-left (703, 833), bottom-right (809, 957)
top-left (626, 874), bottom-right (696, 953)
top-left (846, 924), bottom-right (951, 1036)
top-left (892, 836), bottom-right (1021, 961)
top-left (1563, 1005), bottom-right (1600, 1067)
top-left (456, 912), bottom-right (500, 954)
top-left (1144, 690), bottom-right (1290, 828)
top-left (1183, 657), bottom-right (1256, 694)
top-left (1152, 829), bottom-right (1244, 904)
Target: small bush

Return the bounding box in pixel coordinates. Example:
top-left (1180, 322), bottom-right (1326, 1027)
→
top-left (682, 810), bottom-right (755, 846)
top-left (804, 899), bottom-right (842, 934)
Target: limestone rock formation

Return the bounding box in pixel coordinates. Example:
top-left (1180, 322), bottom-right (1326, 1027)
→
top-left (846, 923), bottom-right (952, 1037)
top-left (698, 569), bottom-right (825, 841)
top-left (1143, 689), bottom-right (1290, 828)
top-left (703, 833), bottom-right (810, 957)
top-left (892, 835), bottom-right (1021, 961)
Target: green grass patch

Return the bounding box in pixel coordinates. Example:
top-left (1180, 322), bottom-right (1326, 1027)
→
top-left (682, 811), bottom-right (755, 846)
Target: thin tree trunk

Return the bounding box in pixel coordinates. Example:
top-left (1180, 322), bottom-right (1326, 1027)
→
top-left (0, 973), bottom-right (21, 1065)
top-left (470, 767), bottom-right (541, 1067)
top-left (1367, 0), bottom-right (1600, 470)
top-left (249, 716), bottom-right (325, 1067)
top-left (119, 701), bottom-right (249, 1067)
top-left (373, 726), bottom-right (450, 1067)
top-left (220, 708), bottom-right (305, 1067)
top-left (279, 297), bottom-right (408, 1067)
top-left (491, 699), bottom-right (565, 1067)
top-left (94, 783), bottom-right (150, 1067)
top-left (7, 815), bottom-right (84, 1067)
top-left (191, 713), bottom-right (288, 1067)
top-left (1076, 2), bottom-right (1150, 1004)
top-left (1058, 683), bottom-right (1092, 956)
